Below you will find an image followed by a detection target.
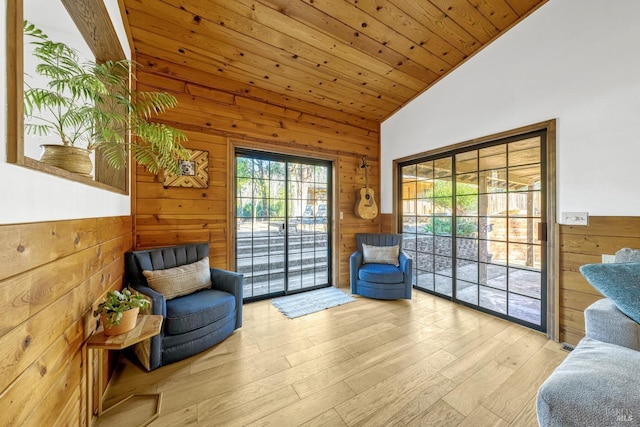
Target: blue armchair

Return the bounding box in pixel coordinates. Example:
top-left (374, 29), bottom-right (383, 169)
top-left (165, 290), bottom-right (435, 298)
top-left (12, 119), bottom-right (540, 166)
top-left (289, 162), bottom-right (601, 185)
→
top-left (350, 233), bottom-right (413, 300)
top-left (125, 243), bottom-right (243, 370)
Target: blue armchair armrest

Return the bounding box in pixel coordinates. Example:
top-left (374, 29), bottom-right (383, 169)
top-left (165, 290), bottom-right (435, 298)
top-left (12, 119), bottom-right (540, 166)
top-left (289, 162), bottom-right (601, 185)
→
top-left (129, 283), bottom-right (167, 318)
top-left (350, 250), bottom-right (363, 293)
top-left (211, 268), bottom-right (244, 328)
top-left (399, 250), bottom-right (413, 280)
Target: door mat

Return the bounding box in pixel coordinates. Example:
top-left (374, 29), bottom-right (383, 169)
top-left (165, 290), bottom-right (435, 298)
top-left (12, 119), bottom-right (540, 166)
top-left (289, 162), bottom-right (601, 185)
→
top-left (271, 287), bottom-right (355, 319)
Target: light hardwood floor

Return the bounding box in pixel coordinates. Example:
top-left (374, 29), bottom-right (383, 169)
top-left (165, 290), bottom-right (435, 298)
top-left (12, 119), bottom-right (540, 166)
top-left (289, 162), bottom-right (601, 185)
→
top-left (99, 289), bottom-right (567, 426)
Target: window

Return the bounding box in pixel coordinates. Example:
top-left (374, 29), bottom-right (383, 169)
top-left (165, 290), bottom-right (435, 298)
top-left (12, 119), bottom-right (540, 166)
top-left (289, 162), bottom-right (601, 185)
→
top-left (7, 0), bottom-right (128, 192)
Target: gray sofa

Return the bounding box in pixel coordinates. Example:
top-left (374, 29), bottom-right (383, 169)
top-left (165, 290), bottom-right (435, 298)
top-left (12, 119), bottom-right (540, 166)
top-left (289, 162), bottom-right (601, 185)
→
top-left (537, 250), bottom-right (640, 426)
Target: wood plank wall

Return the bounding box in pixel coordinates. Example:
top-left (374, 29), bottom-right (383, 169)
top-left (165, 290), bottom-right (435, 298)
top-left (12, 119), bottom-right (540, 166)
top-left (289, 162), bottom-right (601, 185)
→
top-left (559, 216), bottom-right (640, 345)
top-left (133, 57), bottom-right (382, 286)
top-left (0, 216), bottom-right (132, 426)
top-left (380, 213), bottom-right (395, 234)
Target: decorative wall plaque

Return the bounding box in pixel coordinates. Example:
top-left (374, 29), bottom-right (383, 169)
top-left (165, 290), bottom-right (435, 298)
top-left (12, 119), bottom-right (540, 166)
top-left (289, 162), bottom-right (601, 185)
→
top-left (163, 149), bottom-right (209, 188)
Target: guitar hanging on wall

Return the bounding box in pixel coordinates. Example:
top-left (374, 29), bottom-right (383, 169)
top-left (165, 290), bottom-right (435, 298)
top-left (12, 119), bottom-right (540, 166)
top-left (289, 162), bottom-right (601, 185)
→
top-left (354, 156), bottom-right (378, 219)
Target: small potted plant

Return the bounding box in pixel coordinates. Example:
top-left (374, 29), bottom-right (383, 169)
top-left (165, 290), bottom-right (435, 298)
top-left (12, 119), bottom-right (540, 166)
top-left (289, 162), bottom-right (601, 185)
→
top-left (94, 288), bottom-right (150, 336)
top-left (23, 21), bottom-right (189, 176)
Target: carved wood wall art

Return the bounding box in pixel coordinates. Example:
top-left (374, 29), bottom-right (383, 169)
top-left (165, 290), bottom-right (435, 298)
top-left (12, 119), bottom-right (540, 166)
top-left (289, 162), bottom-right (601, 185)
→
top-left (163, 149), bottom-right (209, 188)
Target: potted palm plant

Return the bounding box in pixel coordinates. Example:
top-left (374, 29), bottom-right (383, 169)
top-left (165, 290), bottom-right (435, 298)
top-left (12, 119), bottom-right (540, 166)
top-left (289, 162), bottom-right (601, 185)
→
top-left (94, 289), bottom-right (151, 336)
top-left (23, 21), bottom-right (189, 176)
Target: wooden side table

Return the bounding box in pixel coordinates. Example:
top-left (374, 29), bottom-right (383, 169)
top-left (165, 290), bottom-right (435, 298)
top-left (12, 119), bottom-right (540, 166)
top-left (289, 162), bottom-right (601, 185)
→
top-left (87, 314), bottom-right (163, 426)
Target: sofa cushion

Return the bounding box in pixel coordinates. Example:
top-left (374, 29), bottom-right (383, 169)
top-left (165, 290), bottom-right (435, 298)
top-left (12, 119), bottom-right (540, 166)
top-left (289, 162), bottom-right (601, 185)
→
top-left (143, 257), bottom-right (212, 300)
top-left (537, 337), bottom-right (640, 426)
top-left (362, 243), bottom-right (400, 266)
top-left (358, 263), bottom-right (404, 284)
top-left (579, 262), bottom-right (640, 324)
top-left (585, 298), bottom-right (640, 351)
top-left (165, 289), bottom-right (235, 335)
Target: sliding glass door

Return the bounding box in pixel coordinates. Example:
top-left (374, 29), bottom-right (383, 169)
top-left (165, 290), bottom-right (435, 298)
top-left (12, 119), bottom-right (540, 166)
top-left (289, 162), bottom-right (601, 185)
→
top-left (235, 151), bottom-right (331, 301)
top-left (400, 131), bottom-right (546, 330)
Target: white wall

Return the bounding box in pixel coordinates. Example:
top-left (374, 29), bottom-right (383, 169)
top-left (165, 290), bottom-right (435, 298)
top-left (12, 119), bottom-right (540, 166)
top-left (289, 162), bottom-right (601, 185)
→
top-left (381, 0), bottom-right (640, 218)
top-left (0, 1), bottom-right (131, 224)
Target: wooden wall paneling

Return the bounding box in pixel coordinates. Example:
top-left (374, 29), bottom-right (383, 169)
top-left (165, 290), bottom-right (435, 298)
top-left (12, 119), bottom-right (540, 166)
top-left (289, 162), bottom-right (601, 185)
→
top-left (0, 255), bottom-right (127, 419)
top-left (0, 320), bottom-right (83, 426)
top-left (380, 214), bottom-right (395, 233)
top-left (558, 216), bottom-right (640, 345)
top-left (0, 235), bottom-right (130, 336)
top-left (0, 216), bottom-right (131, 282)
top-left (135, 81), bottom-right (379, 155)
top-left (55, 386), bottom-right (83, 427)
top-left (0, 217), bottom-right (132, 425)
top-left (134, 128), bottom-right (230, 269)
top-left (134, 65), bottom-right (381, 284)
top-left (22, 352), bottom-right (84, 426)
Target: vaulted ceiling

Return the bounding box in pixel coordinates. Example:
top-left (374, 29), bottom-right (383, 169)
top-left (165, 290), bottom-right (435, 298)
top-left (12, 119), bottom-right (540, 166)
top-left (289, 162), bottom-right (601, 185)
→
top-left (122, 0), bottom-right (546, 124)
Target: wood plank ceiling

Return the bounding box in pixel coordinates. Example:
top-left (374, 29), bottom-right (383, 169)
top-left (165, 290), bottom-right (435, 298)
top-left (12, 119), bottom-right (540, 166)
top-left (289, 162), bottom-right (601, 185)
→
top-left (122, 0), bottom-right (546, 124)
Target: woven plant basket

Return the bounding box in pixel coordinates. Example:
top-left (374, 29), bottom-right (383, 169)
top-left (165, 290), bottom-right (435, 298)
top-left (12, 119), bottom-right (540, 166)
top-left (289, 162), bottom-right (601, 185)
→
top-left (40, 144), bottom-right (93, 177)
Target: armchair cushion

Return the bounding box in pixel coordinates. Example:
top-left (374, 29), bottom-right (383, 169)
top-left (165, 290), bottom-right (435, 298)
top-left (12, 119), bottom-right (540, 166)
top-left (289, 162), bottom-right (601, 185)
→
top-left (165, 289), bottom-right (236, 335)
top-left (142, 257), bottom-right (211, 299)
top-left (358, 263), bottom-right (404, 284)
top-left (362, 243), bottom-right (400, 266)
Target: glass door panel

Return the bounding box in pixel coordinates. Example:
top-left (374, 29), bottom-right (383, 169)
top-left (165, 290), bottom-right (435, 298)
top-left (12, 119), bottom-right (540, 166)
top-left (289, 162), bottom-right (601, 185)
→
top-left (400, 132), bottom-right (546, 331)
top-left (236, 152), bottom-right (331, 301)
top-left (287, 163), bottom-right (329, 292)
top-left (402, 158), bottom-right (453, 298)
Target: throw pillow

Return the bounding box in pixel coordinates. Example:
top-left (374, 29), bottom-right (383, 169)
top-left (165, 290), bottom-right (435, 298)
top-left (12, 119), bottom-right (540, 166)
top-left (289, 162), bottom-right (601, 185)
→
top-left (362, 243), bottom-right (400, 266)
top-left (614, 248), bottom-right (640, 263)
top-left (579, 262), bottom-right (640, 324)
top-left (143, 257), bottom-right (212, 300)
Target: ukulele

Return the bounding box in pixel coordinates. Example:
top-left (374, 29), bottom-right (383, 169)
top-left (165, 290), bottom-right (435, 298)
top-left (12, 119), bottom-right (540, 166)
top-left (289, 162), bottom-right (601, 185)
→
top-left (354, 157), bottom-right (378, 219)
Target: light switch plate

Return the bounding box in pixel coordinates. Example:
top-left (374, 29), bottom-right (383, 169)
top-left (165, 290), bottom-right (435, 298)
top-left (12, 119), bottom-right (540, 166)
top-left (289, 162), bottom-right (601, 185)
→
top-left (562, 212), bottom-right (589, 225)
top-left (602, 254), bottom-right (616, 263)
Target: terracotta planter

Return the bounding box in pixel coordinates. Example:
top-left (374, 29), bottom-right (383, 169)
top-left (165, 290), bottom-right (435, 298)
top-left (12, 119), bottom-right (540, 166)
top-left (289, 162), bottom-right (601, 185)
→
top-left (40, 144), bottom-right (93, 177)
top-left (101, 307), bottom-right (140, 336)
